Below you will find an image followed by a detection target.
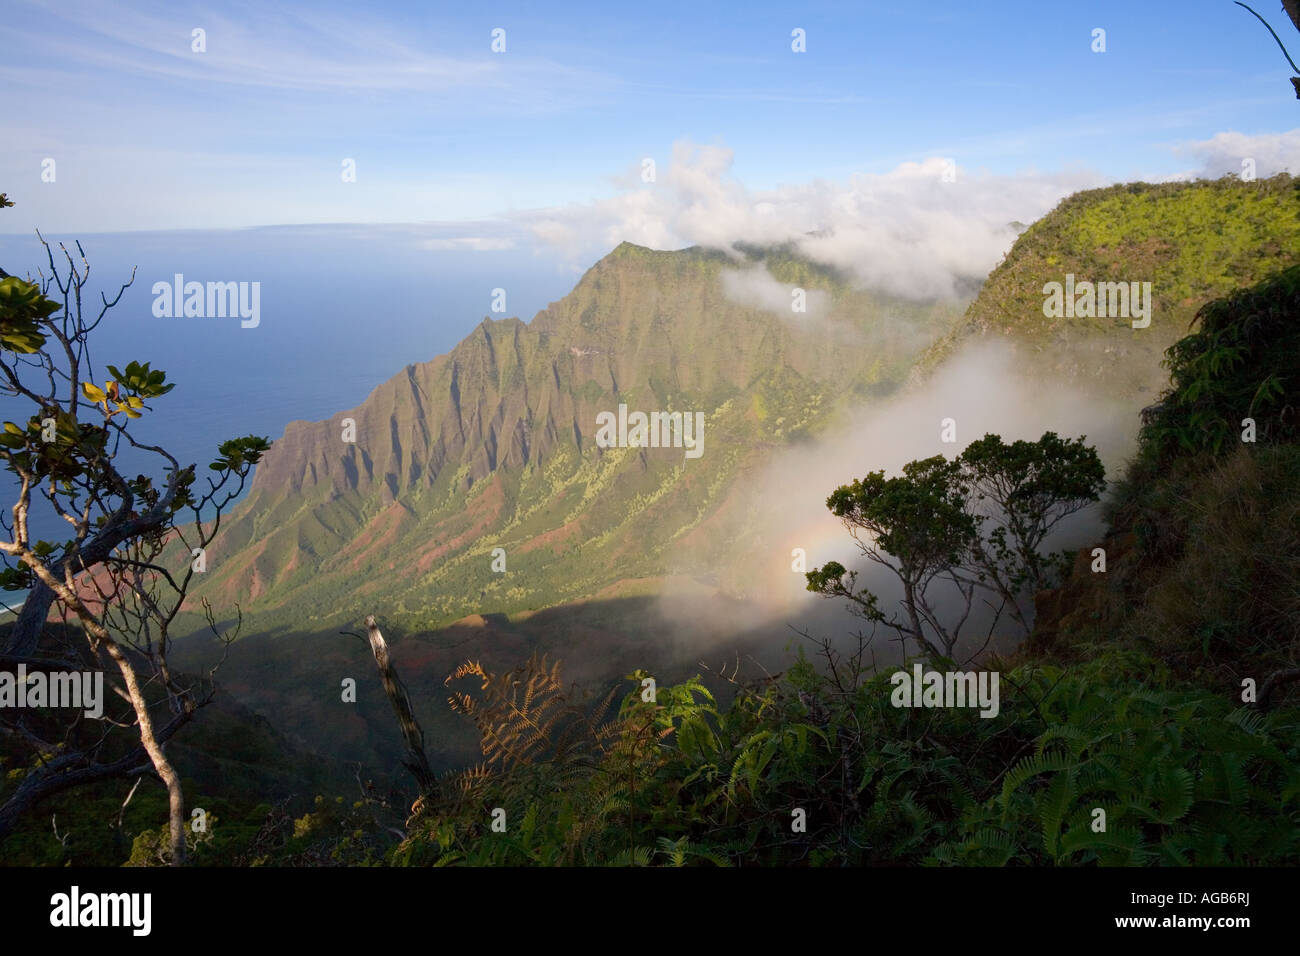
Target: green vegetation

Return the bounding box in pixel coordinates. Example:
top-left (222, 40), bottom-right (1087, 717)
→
top-left (162, 185), bottom-right (1300, 868)
top-left (5, 182), bottom-right (1299, 867)
top-left (194, 176), bottom-right (1300, 641)
top-left (1140, 263), bottom-right (1300, 459)
top-left (381, 649), bottom-right (1297, 866)
top-left (920, 174), bottom-right (1300, 397)
top-left (0, 651), bottom-right (355, 867)
top-left (1046, 263), bottom-right (1300, 688)
top-left (987, 175), bottom-right (1300, 335)
top-left (376, 261), bottom-right (1300, 866)
top-left (806, 433), bottom-right (1105, 663)
top-left (129, 256), bottom-right (1291, 869)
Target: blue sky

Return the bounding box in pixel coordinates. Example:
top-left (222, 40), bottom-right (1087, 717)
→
top-left (3, 0), bottom-right (1299, 234)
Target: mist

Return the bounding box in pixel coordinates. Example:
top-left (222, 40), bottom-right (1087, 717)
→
top-left (657, 338), bottom-right (1143, 668)
top-left (720, 264), bottom-right (832, 321)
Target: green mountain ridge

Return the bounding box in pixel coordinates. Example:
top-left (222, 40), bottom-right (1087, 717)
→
top-left (186, 174), bottom-right (1300, 642)
top-left (189, 242), bottom-right (964, 633)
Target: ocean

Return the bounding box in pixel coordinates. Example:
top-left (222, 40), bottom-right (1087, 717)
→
top-left (0, 224), bottom-right (580, 566)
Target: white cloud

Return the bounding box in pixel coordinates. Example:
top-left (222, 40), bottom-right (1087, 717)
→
top-left (519, 142), bottom-right (1109, 299)
top-left (1173, 129), bottom-right (1300, 179)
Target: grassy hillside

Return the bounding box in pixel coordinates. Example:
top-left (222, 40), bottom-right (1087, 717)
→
top-left (919, 174), bottom-right (1300, 399)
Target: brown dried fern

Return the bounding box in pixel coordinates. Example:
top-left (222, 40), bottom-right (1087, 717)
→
top-left (444, 653), bottom-right (576, 769)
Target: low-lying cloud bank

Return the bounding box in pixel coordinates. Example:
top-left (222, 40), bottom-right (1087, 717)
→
top-left (518, 131), bottom-right (1300, 302)
top-left (519, 142), bottom-right (1109, 299)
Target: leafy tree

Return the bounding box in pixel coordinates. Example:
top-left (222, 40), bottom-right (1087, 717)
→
top-left (959, 432), bottom-right (1107, 635)
top-left (806, 433), bottom-right (1104, 665)
top-left (0, 194), bottom-right (270, 864)
top-left (804, 455), bottom-right (979, 664)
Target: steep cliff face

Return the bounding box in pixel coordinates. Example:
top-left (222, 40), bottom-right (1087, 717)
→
top-left (249, 244), bottom-right (910, 500)
top-left (190, 242), bottom-right (966, 631)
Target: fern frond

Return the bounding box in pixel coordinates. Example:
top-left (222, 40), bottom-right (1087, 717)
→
top-left (1000, 751), bottom-right (1077, 809)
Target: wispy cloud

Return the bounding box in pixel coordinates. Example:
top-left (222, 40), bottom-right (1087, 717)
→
top-left (5, 0), bottom-right (607, 100)
top-left (5, 0), bottom-right (1298, 239)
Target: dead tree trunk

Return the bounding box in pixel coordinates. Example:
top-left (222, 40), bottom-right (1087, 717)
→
top-left (362, 615), bottom-right (437, 796)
